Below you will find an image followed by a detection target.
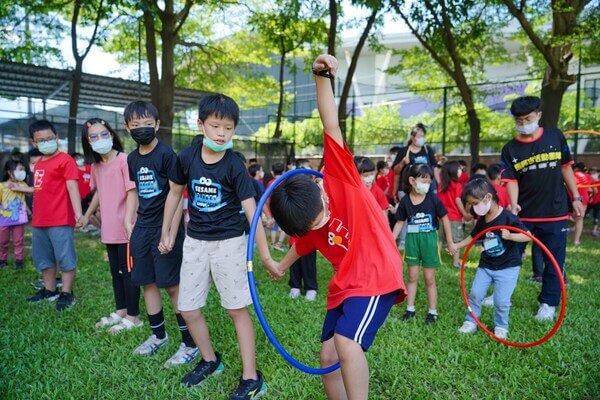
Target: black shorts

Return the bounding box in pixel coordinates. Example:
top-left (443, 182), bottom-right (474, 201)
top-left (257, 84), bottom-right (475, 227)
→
top-left (130, 224), bottom-right (184, 288)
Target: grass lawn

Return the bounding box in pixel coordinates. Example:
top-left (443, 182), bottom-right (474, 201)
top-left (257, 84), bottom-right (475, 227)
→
top-left (1, 223), bottom-right (598, 399)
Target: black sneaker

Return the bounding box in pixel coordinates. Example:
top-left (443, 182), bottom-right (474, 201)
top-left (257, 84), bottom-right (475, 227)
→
top-left (14, 260), bottom-right (24, 270)
top-left (56, 278), bottom-right (63, 288)
top-left (425, 313), bottom-right (438, 324)
top-left (56, 291), bottom-right (76, 311)
top-left (27, 288), bottom-right (59, 303)
top-left (227, 371), bottom-right (266, 400)
top-left (402, 310), bottom-right (416, 321)
top-left (181, 352), bottom-right (224, 387)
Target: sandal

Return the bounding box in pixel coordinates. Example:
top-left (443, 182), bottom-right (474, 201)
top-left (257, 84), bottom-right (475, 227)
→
top-left (96, 312), bottom-right (123, 327)
top-left (108, 318), bottom-right (143, 334)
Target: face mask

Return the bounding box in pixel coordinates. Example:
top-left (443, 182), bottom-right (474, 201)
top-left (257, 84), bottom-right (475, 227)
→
top-left (203, 136), bottom-right (233, 152)
top-left (457, 169), bottom-right (463, 178)
top-left (516, 121), bottom-right (539, 135)
top-left (91, 137), bottom-right (113, 155)
top-left (130, 127), bottom-right (156, 145)
top-left (415, 137), bottom-right (425, 147)
top-left (75, 159), bottom-right (84, 167)
top-left (415, 181), bottom-right (430, 195)
top-left (387, 160), bottom-right (393, 168)
top-left (383, 168), bottom-right (390, 175)
top-left (13, 170), bottom-right (26, 181)
top-left (362, 175), bottom-right (375, 186)
top-left (37, 140), bottom-right (58, 155)
top-left (311, 199), bottom-right (330, 230)
top-left (473, 195), bottom-right (492, 216)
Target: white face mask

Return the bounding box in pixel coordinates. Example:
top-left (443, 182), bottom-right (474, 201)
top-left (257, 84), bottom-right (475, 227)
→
top-left (13, 170), bottom-right (26, 181)
top-left (76, 159), bottom-right (84, 167)
top-left (91, 137), bottom-right (114, 155)
top-left (387, 160), bottom-right (393, 168)
top-left (383, 168), bottom-right (390, 175)
top-left (362, 174), bottom-right (375, 186)
top-left (311, 196), bottom-right (330, 230)
top-left (415, 136), bottom-right (425, 147)
top-left (415, 181), bottom-right (430, 195)
top-left (473, 195), bottom-right (492, 216)
top-left (516, 120), bottom-right (539, 135)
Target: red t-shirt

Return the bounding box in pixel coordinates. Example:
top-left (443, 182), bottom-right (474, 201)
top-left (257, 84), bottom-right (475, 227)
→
top-left (386, 168), bottom-right (395, 200)
top-left (437, 180), bottom-right (463, 221)
top-left (78, 164), bottom-right (92, 200)
top-left (32, 152), bottom-right (79, 227)
top-left (591, 179), bottom-right (600, 205)
top-left (294, 134), bottom-right (406, 310)
top-left (574, 171), bottom-right (594, 206)
top-left (494, 183), bottom-right (510, 208)
top-left (376, 173), bottom-right (389, 198)
top-left (458, 171), bottom-right (469, 185)
top-left (370, 184), bottom-right (389, 210)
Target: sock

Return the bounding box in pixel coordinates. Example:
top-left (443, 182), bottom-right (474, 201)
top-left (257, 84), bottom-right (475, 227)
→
top-left (428, 309), bottom-right (438, 315)
top-left (176, 313), bottom-right (196, 348)
top-left (406, 305), bottom-right (415, 312)
top-left (148, 310), bottom-right (166, 339)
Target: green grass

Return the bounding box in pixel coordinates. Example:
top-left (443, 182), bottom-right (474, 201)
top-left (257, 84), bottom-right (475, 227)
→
top-left (1, 223), bottom-right (599, 399)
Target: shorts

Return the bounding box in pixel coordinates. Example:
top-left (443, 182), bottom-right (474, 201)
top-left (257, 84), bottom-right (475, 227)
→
top-left (32, 226), bottom-right (77, 273)
top-left (439, 220), bottom-right (464, 244)
top-left (129, 224), bottom-right (184, 288)
top-left (178, 234), bottom-right (251, 311)
top-left (321, 290), bottom-right (398, 351)
top-left (404, 231), bottom-right (441, 267)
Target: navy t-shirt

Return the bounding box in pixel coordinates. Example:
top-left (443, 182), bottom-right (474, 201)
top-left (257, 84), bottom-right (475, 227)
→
top-left (128, 141), bottom-right (185, 228)
top-left (178, 145), bottom-right (255, 241)
top-left (500, 128), bottom-right (572, 220)
top-left (392, 145), bottom-right (437, 168)
top-left (395, 192), bottom-right (447, 232)
top-left (470, 208), bottom-right (528, 270)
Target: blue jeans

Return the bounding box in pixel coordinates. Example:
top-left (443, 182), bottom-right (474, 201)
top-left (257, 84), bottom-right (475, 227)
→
top-left (466, 266), bottom-right (520, 329)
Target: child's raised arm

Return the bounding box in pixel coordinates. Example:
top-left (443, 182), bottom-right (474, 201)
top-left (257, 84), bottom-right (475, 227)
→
top-left (314, 54), bottom-right (343, 148)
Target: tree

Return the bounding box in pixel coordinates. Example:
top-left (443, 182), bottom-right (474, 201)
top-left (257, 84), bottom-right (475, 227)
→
top-left (500, 0), bottom-right (595, 128)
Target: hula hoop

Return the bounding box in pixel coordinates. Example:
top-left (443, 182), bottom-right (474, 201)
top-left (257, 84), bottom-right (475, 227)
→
top-left (246, 169), bottom-right (340, 375)
top-left (563, 130), bottom-right (600, 136)
top-left (459, 225), bottom-right (567, 348)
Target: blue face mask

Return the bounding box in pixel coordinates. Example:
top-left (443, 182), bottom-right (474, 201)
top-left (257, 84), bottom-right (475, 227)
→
top-left (203, 135), bottom-right (233, 152)
top-left (38, 140), bottom-right (58, 155)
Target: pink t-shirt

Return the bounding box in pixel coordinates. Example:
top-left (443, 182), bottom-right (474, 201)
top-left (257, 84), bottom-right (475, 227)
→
top-left (90, 152), bottom-right (136, 244)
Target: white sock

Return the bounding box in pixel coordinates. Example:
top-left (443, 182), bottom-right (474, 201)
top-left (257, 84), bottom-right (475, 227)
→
top-left (406, 305), bottom-right (415, 312)
top-left (428, 309), bottom-right (438, 315)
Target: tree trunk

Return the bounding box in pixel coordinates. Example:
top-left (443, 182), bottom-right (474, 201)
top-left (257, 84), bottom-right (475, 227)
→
top-left (540, 68), bottom-right (573, 129)
top-left (157, 11), bottom-right (177, 146)
top-left (67, 62), bottom-right (83, 154)
top-left (328, 0), bottom-right (337, 94)
top-left (144, 10), bottom-right (160, 103)
top-left (273, 49), bottom-right (286, 139)
top-left (453, 78), bottom-right (481, 165)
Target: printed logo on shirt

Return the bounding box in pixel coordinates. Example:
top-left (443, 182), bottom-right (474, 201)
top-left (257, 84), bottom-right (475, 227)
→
top-left (82, 173), bottom-right (91, 182)
top-left (513, 151), bottom-right (561, 173)
top-left (137, 167), bottom-right (162, 199)
top-left (191, 176), bottom-right (227, 212)
top-left (407, 212), bottom-right (434, 233)
top-left (481, 231), bottom-right (505, 257)
top-left (327, 217), bottom-right (350, 252)
top-left (33, 170), bottom-right (45, 188)
top-left (413, 155), bottom-right (428, 165)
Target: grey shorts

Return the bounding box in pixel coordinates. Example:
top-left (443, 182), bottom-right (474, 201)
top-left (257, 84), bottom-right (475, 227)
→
top-left (32, 226), bottom-right (77, 273)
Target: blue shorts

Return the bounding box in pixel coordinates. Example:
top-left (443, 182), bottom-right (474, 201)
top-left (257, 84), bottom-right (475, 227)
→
top-left (321, 290), bottom-right (398, 351)
top-left (32, 226), bottom-right (77, 273)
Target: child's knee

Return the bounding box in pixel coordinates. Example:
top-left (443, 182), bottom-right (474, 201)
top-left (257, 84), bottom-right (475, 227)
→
top-left (226, 307), bottom-right (248, 319)
top-left (320, 342), bottom-right (339, 367)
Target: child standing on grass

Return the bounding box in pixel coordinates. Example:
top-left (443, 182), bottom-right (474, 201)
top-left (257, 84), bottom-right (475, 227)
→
top-left (268, 162), bottom-right (289, 251)
top-left (159, 93), bottom-right (277, 398)
top-left (123, 101), bottom-right (198, 368)
top-left (356, 157), bottom-right (390, 218)
top-left (392, 163), bottom-right (455, 324)
top-left (79, 118), bottom-right (142, 333)
top-left (450, 179), bottom-right (530, 339)
top-left (438, 160), bottom-right (472, 268)
top-left (0, 160), bottom-right (31, 269)
top-left (26, 120), bottom-right (82, 311)
top-left (487, 163), bottom-right (510, 208)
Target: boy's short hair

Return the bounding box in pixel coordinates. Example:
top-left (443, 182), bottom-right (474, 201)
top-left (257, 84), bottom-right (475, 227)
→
top-left (389, 146), bottom-right (401, 154)
top-left (510, 96), bottom-right (541, 117)
top-left (28, 148), bottom-right (43, 157)
top-left (376, 160), bottom-right (387, 172)
top-left (573, 161), bottom-right (586, 172)
top-left (198, 93), bottom-right (239, 127)
top-left (29, 120), bottom-right (57, 139)
top-left (457, 159), bottom-right (467, 167)
top-left (487, 163), bottom-right (504, 181)
top-left (124, 101), bottom-right (159, 124)
top-left (471, 163), bottom-right (487, 174)
top-left (270, 175), bottom-right (322, 237)
top-left (248, 164), bottom-right (262, 178)
top-left (71, 152), bottom-right (83, 158)
top-left (296, 158), bottom-right (310, 169)
top-left (355, 157), bottom-right (375, 173)
top-left (271, 162), bottom-right (285, 175)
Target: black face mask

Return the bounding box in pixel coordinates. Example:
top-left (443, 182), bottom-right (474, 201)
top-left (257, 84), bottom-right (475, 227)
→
top-left (130, 127), bottom-right (156, 145)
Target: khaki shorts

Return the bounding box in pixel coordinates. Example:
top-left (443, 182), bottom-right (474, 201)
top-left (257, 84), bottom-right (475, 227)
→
top-left (178, 235), bottom-right (252, 311)
top-left (439, 221), bottom-right (465, 244)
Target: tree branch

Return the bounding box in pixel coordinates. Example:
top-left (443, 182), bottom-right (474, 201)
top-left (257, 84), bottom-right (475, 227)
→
top-left (71, 0), bottom-right (81, 62)
top-left (175, 38), bottom-right (225, 55)
top-left (174, 0), bottom-right (193, 35)
top-left (81, 0), bottom-right (104, 61)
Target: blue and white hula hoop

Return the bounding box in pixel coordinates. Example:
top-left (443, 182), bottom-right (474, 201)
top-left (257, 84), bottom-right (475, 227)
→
top-left (246, 168), bottom-right (340, 375)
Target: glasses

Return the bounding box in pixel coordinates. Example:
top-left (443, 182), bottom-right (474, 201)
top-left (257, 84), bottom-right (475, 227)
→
top-left (88, 131), bottom-right (111, 142)
top-left (34, 135), bottom-right (56, 144)
top-left (514, 113), bottom-right (538, 124)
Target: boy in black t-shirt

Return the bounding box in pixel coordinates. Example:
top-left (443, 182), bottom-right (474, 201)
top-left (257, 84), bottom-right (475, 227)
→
top-left (500, 96), bottom-right (584, 322)
top-left (124, 101), bottom-right (198, 367)
top-left (159, 93), bottom-right (277, 399)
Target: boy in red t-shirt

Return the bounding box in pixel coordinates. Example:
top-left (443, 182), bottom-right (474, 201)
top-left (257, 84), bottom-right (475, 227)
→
top-left (487, 163), bottom-right (510, 208)
top-left (26, 120), bottom-right (83, 311)
top-left (356, 157), bottom-right (391, 218)
top-left (269, 55), bottom-right (407, 400)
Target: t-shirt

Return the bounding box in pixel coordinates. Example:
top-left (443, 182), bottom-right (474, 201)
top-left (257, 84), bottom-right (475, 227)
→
top-left (178, 145), bottom-right (255, 241)
top-left (294, 134), bottom-right (407, 310)
top-left (395, 192), bottom-right (447, 232)
top-left (91, 152), bottom-right (136, 244)
top-left (385, 168), bottom-right (395, 200)
top-left (591, 179), bottom-right (600, 205)
top-left (574, 171), bottom-right (593, 206)
top-left (470, 208), bottom-right (528, 270)
top-left (32, 152), bottom-right (79, 227)
top-left (392, 145), bottom-right (437, 168)
top-left (376, 173), bottom-right (390, 198)
top-left (500, 128), bottom-right (572, 221)
top-left (437, 180), bottom-right (463, 221)
top-left (128, 141), bottom-right (185, 228)
top-left (493, 183), bottom-right (510, 208)
top-left (0, 182), bottom-right (28, 226)
top-left (458, 171), bottom-right (469, 185)
top-left (370, 184), bottom-right (389, 211)
top-left (78, 165), bottom-right (92, 200)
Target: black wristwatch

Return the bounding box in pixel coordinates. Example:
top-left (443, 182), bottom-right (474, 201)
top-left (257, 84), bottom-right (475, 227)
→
top-left (573, 196), bottom-right (583, 202)
top-left (313, 68), bottom-right (334, 79)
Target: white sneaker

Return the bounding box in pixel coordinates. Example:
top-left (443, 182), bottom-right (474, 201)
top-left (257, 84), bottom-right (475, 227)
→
top-left (482, 295), bottom-right (494, 307)
top-left (163, 342), bottom-right (199, 368)
top-left (133, 333), bottom-right (169, 356)
top-left (535, 303), bottom-right (556, 321)
top-left (458, 321), bottom-right (477, 334)
top-left (305, 290), bottom-right (317, 301)
top-left (289, 288), bottom-right (301, 299)
top-left (494, 327), bottom-right (508, 339)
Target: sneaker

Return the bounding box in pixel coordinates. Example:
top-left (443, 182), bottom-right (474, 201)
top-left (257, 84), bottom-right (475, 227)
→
top-left (424, 313), bottom-right (438, 324)
top-left (27, 288), bottom-right (59, 303)
top-left (535, 303), bottom-right (555, 322)
top-left (227, 370), bottom-right (266, 400)
top-left (481, 295), bottom-right (494, 307)
top-left (181, 352), bottom-right (224, 387)
top-left (133, 334), bottom-right (169, 356)
top-left (402, 310), bottom-right (416, 321)
top-left (494, 327), bottom-right (508, 339)
top-left (458, 321), bottom-right (477, 334)
top-left (56, 291), bottom-right (76, 311)
top-left (164, 343), bottom-right (199, 368)
top-left (14, 260), bottom-right (24, 270)
top-left (305, 290), bottom-right (317, 301)
top-left (289, 288), bottom-right (301, 299)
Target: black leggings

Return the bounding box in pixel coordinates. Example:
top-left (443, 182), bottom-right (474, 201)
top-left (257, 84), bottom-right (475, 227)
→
top-left (106, 243), bottom-right (140, 317)
top-left (289, 250), bottom-right (318, 291)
